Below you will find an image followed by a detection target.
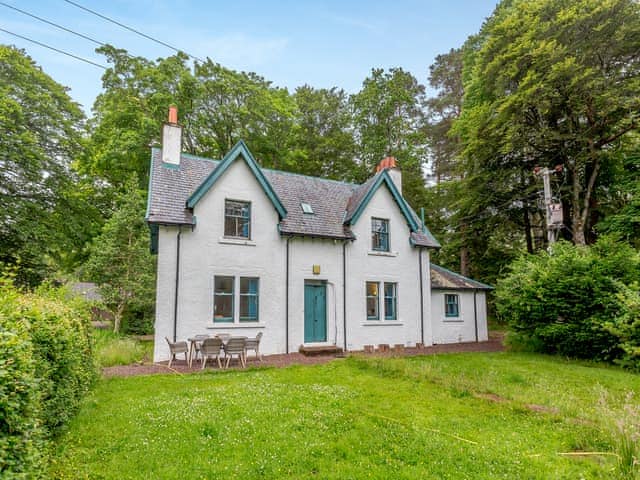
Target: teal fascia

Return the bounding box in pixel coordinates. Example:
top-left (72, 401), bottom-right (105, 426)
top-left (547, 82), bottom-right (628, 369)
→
top-left (347, 171), bottom-right (420, 232)
top-left (186, 140), bottom-right (287, 218)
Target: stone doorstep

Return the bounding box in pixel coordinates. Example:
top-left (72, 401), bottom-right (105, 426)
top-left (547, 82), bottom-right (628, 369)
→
top-left (298, 345), bottom-right (344, 357)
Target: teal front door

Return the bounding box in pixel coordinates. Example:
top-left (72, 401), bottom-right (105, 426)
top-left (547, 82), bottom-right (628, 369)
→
top-left (304, 282), bottom-right (327, 343)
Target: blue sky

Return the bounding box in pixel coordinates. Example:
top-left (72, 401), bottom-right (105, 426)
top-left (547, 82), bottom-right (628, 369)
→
top-left (1, 1), bottom-right (498, 112)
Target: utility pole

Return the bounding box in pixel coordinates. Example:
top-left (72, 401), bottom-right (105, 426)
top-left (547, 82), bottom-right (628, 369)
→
top-left (534, 166), bottom-right (563, 245)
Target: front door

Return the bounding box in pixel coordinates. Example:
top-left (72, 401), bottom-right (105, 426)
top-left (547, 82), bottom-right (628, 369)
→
top-left (304, 282), bottom-right (327, 343)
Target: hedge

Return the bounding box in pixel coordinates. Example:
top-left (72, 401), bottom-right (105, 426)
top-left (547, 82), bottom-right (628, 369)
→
top-left (0, 279), bottom-right (95, 478)
top-left (495, 236), bottom-right (640, 369)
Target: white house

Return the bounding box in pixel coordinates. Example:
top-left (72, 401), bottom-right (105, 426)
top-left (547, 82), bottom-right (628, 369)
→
top-left (146, 108), bottom-right (490, 362)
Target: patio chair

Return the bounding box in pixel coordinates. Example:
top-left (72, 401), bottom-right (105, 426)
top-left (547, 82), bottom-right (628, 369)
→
top-left (200, 337), bottom-right (224, 369)
top-left (223, 337), bottom-right (247, 368)
top-left (245, 332), bottom-right (263, 362)
top-left (165, 336), bottom-right (188, 368)
top-left (191, 334), bottom-right (210, 365)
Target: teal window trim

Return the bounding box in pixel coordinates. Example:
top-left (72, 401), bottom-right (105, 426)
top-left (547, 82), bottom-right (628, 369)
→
top-left (345, 171), bottom-right (419, 232)
top-left (186, 140), bottom-right (286, 218)
top-left (384, 282), bottom-right (397, 320)
top-left (239, 277), bottom-right (259, 322)
top-left (214, 276), bottom-right (234, 323)
top-left (224, 199), bottom-right (251, 239)
top-left (445, 294), bottom-right (460, 318)
top-left (372, 218), bottom-right (390, 252)
top-left (366, 282), bottom-right (380, 320)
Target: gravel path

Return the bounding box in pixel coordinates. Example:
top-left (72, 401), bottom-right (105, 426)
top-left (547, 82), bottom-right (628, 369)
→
top-left (102, 336), bottom-right (504, 378)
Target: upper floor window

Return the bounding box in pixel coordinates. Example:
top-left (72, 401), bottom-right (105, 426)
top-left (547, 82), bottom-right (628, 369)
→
top-left (445, 294), bottom-right (460, 318)
top-left (371, 218), bottom-right (389, 251)
top-left (225, 200), bottom-right (251, 238)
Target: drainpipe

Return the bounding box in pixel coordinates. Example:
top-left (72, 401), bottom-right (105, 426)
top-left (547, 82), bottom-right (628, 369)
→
top-left (173, 226), bottom-right (182, 342)
top-left (342, 241), bottom-right (347, 352)
top-left (473, 289), bottom-right (479, 342)
top-left (285, 236), bottom-right (290, 354)
top-left (419, 247), bottom-right (424, 346)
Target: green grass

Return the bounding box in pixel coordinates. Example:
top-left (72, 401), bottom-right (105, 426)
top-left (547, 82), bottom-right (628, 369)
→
top-left (93, 329), bottom-right (154, 367)
top-left (51, 352), bottom-right (640, 479)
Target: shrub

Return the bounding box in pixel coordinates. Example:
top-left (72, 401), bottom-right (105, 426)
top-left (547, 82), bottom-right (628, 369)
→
top-left (93, 329), bottom-right (151, 367)
top-left (0, 279), bottom-right (95, 478)
top-left (496, 237), bottom-right (640, 366)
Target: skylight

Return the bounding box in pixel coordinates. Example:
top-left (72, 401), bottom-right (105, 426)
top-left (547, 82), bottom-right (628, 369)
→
top-left (301, 202), bottom-right (314, 214)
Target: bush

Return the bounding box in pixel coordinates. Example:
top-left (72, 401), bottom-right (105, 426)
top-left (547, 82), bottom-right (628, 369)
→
top-left (496, 237), bottom-right (640, 367)
top-left (93, 329), bottom-right (152, 367)
top-left (0, 279), bottom-right (95, 478)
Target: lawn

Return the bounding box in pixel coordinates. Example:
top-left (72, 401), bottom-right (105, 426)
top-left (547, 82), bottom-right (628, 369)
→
top-left (50, 352), bottom-right (639, 479)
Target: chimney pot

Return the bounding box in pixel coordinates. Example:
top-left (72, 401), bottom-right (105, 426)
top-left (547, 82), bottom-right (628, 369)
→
top-left (376, 156), bottom-right (397, 173)
top-left (375, 156), bottom-right (402, 194)
top-left (168, 105), bottom-right (178, 124)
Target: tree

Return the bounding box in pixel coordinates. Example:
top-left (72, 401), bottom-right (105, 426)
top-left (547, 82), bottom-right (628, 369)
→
top-left (425, 48), bottom-right (464, 183)
top-left (455, 0), bottom-right (640, 245)
top-left (290, 85), bottom-right (358, 181)
top-left (84, 178), bottom-right (155, 333)
top-left (0, 45), bottom-right (91, 285)
top-left (351, 68), bottom-right (428, 208)
top-left (83, 45), bottom-right (197, 189)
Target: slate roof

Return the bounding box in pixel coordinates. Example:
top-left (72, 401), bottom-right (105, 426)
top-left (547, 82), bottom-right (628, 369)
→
top-left (430, 264), bottom-right (493, 290)
top-left (146, 146), bottom-right (440, 247)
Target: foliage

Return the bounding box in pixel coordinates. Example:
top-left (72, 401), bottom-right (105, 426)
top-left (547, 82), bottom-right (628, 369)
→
top-left (495, 237), bottom-right (640, 365)
top-left (605, 284), bottom-right (640, 371)
top-left (0, 278), bottom-right (95, 479)
top-left (84, 178), bottom-right (155, 333)
top-left (454, 0), bottom-right (640, 246)
top-left (598, 391), bottom-right (640, 479)
top-left (0, 45), bottom-right (99, 286)
top-left (93, 329), bottom-right (153, 367)
top-left (51, 353), bottom-right (640, 479)
top-left (351, 67), bottom-right (428, 208)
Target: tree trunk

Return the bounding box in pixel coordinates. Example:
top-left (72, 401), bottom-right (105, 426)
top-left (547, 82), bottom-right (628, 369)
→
top-left (113, 303), bottom-right (125, 333)
top-left (523, 203), bottom-right (534, 254)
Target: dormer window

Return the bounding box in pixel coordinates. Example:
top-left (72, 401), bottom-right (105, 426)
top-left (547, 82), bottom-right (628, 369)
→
top-left (225, 200), bottom-right (251, 238)
top-left (371, 218), bottom-right (389, 251)
top-left (301, 202), bottom-right (314, 214)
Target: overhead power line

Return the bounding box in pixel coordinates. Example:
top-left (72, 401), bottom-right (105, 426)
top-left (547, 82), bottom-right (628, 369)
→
top-left (62, 0), bottom-right (205, 63)
top-left (0, 2), bottom-right (103, 46)
top-left (0, 27), bottom-right (107, 69)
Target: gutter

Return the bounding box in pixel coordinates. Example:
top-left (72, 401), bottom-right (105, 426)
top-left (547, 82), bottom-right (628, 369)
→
top-left (343, 241), bottom-right (347, 352)
top-left (419, 248), bottom-right (425, 345)
top-left (285, 236), bottom-right (291, 354)
top-left (173, 226), bottom-right (182, 342)
top-left (473, 289), bottom-right (479, 342)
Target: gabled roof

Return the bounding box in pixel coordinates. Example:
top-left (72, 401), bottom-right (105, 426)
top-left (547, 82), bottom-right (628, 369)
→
top-left (186, 140), bottom-right (286, 218)
top-left (430, 264), bottom-right (493, 290)
top-left (146, 142), bottom-right (440, 247)
top-left (344, 170), bottom-right (419, 231)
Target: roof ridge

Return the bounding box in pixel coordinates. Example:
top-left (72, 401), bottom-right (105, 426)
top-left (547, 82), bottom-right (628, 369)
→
top-left (431, 264), bottom-right (493, 289)
top-left (260, 167), bottom-right (359, 187)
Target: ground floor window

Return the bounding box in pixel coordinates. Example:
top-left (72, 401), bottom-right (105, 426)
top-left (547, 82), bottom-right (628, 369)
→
top-left (384, 283), bottom-right (397, 320)
top-left (214, 276), bottom-right (259, 323)
top-left (367, 281), bottom-right (398, 321)
top-left (366, 282), bottom-right (379, 320)
top-left (445, 293), bottom-right (460, 318)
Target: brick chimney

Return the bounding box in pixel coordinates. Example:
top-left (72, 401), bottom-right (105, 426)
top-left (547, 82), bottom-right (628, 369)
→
top-left (162, 105), bottom-right (182, 166)
top-left (376, 156), bottom-right (402, 194)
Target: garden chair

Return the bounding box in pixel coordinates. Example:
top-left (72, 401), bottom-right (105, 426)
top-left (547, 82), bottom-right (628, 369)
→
top-left (165, 336), bottom-right (188, 368)
top-left (223, 337), bottom-right (247, 368)
top-left (200, 337), bottom-right (224, 369)
top-left (190, 334), bottom-right (210, 366)
top-left (245, 332), bottom-right (263, 362)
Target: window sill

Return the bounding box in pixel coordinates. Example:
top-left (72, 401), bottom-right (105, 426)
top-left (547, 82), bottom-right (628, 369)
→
top-left (208, 323), bottom-right (266, 329)
top-left (443, 318), bottom-right (464, 323)
top-left (361, 321), bottom-right (404, 326)
top-left (368, 250), bottom-right (397, 257)
top-left (219, 237), bottom-right (256, 246)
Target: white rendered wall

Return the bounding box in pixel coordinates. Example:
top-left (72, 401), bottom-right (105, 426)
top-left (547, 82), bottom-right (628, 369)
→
top-left (430, 290), bottom-right (489, 344)
top-left (153, 159), bottom-right (286, 362)
top-left (287, 237), bottom-right (345, 352)
top-left (344, 185), bottom-right (429, 350)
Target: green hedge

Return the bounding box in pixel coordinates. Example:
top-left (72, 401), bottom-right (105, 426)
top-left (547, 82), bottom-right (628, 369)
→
top-left (0, 279), bottom-right (95, 478)
top-left (495, 237), bottom-right (640, 369)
